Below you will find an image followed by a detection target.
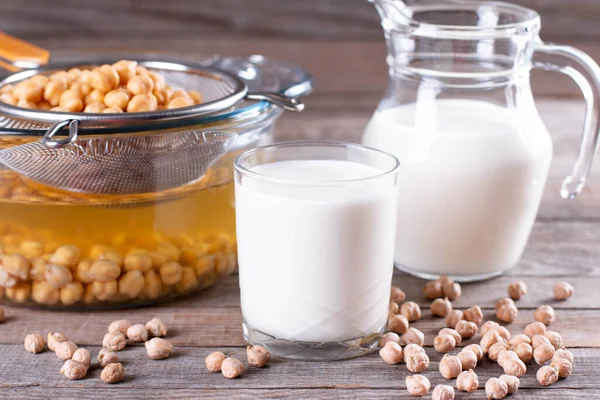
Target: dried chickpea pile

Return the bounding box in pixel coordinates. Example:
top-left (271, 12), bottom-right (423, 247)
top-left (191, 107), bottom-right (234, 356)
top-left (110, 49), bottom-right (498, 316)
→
top-left (383, 278), bottom-right (576, 399)
top-left (0, 60), bottom-right (203, 113)
top-left (19, 317), bottom-right (172, 383)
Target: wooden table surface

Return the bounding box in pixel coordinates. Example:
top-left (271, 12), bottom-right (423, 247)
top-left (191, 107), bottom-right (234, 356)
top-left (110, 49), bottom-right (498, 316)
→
top-left (0, 97), bottom-right (598, 399)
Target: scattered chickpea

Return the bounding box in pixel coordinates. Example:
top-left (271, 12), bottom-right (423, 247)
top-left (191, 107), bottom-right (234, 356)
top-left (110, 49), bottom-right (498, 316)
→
top-left (463, 306), bottom-right (483, 326)
top-left (434, 335), bottom-right (456, 353)
top-left (508, 333), bottom-right (531, 348)
top-left (496, 303), bottom-right (518, 323)
top-left (534, 343), bottom-right (555, 365)
top-left (431, 297), bottom-right (452, 318)
top-left (507, 281), bottom-right (527, 300)
top-left (553, 347), bottom-right (574, 364)
top-left (406, 374), bottom-right (430, 397)
top-left (55, 341), bottom-right (78, 360)
top-left (101, 362), bottom-right (125, 384)
top-left (480, 330), bottom-right (504, 353)
top-left (532, 334), bottom-right (552, 350)
top-left (102, 332), bottom-right (126, 352)
top-left (503, 358), bottom-right (527, 377)
top-left (485, 377), bottom-right (508, 400)
top-left (247, 345), bottom-right (271, 368)
top-left (389, 301), bottom-right (399, 315)
top-left (379, 332), bottom-right (401, 347)
top-left (442, 280), bottom-right (461, 300)
top-left (108, 320), bottom-right (132, 336)
top-left (465, 344), bottom-right (484, 361)
top-left (424, 280), bottom-right (444, 299)
top-left (537, 365), bottom-right (558, 386)
top-left (553, 282), bottom-right (574, 300)
top-left (390, 286), bottom-right (406, 304)
top-left (456, 369), bottom-right (478, 392)
top-left (146, 317), bottom-right (168, 337)
top-left (432, 385), bottom-right (455, 400)
top-left (24, 333), bottom-right (44, 353)
top-left (72, 348), bottom-right (91, 368)
top-left (388, 314), bottom-right (409, 335)
top-left (438, 328), bottom-right (461, 345)
top-left (488, 342), bottom-right (509, 361)
top-left (458, 349), bottom-right (478, 370)
top-left (47, 332), bottom-right (68, 352)
top-left (524, 321), bottom-right (547, 338)
top-left (551, 358), bottom-right (573, 378)
top-left (60, 359), bottom-right (88, 380)
top-left (405, 347), bottom-right (430, 373)
top-left (379, 341), bottom-right (403, 364)
top-left (497, 350), bottom-right (519, 368)
top-left (514, 342), bottom-right (533, 363)
top-left (402, 327), bottom-right (425, 346)
top-left (400, 301), bottom-right (421, 322)
top-left (403, 343), bottom-right (425, 359)
top-left (544, 331), bottom-right (563, 350)
top-left (145, 337), bottom-right (173, 360)
top-left (221, 357), bottom-right (244, 379)
top-left (98, 348), bottom-right (120, 367)
top-left (494, 326), bottom-right (511, 342)
top-left (445, 310), bottom-right (463, 328)
top-left (439, 354), bottom-right (462, 379)
top-left (480, 321), bottom-right (500, 337)
top-left (455, 320), bottom-right (478, 339)
top-left (127, 324), bottom-right (148, 342)
top-left (534, 305), bottom-right (555, 325)
top-left (205, 351), bottom-right (227, 372)
top-left (499, 374), bottom-right (520, 394)
top-left (495, 297), bottom-right (514, 311)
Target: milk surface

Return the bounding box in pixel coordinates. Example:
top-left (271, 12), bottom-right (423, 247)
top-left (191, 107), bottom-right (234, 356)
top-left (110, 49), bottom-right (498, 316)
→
top-left (363, 99), bottom-right (553, 276)
top-left (236, 160), bottom-right (398, 342)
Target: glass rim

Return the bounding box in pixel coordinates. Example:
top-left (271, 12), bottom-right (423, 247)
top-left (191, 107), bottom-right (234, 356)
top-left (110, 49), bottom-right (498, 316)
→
top-left (379, 0), bottom-right (541, 39)
top-left (234, 141), bottom-right (401, 186)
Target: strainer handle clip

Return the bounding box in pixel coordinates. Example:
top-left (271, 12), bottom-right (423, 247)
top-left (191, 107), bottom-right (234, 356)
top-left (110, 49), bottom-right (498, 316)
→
top-left (42, 119), bottom-right (79, 149)
top-left (245, 92), bottom-right (304, 112)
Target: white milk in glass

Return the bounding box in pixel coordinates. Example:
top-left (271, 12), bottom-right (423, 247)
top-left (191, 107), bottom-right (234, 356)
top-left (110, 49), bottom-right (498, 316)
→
top-left (363, 99), bottom-right (553, 277)
top-left (236, 160), bottom-right (398, 343)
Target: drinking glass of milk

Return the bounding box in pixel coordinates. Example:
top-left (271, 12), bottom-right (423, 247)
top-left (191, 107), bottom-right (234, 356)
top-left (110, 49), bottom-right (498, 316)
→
top-left (234, 142), bottom-right (400, 360)
top-left (363, 0), bottom-right (600, 281)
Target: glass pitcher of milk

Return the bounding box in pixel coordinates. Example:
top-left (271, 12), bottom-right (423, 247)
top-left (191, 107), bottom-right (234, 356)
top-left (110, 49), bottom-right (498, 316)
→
top-left (362, 0), bottom-right (600, 281)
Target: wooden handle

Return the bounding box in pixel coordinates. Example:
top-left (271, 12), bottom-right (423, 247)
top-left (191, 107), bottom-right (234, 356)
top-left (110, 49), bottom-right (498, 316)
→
top-left (0, 32), bottom-right (49, 68)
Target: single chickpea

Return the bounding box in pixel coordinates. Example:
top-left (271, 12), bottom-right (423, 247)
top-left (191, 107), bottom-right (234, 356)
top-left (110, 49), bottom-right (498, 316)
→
top-left (480, 330), bottom-right (504, 353)
top-left (514, 342), bottom-right (533, 363)
top-left (221, 357), bottom-right (244, 379)
top-left (32, 280), bottom-right (60, 305)
top-left (91, 65), bottom-right (120, 92)
top-left (70, 82), bottom-right (92, 97)
top-left (13, 79), bottom-right (43, 103)
top-left (431, 297), bottom-right (452, 317)
top-left (441, 280), bottom-right (461, 300)
top-left (544, 331), bottom-right (563, 350)
top-left (509, 333), bottom-right (531, 348)
top-left (50, 245), bottom-right (81, 267)
top-left (206, 351), bottom-right (227, 372)
top-left (188, 90), bottom-right (203, 104)
top-left (532, 334), bottom-right (552, 350)
top-left (75, 259), bottom-right (94, 284)
top-left (0, 92), bottom-right (17, 105)
top-left (388, 314), bottom-right (409, 335)
top-left (463, 305), bottom-right (483, 326)
top-left (127, 93), bottom-right (158, 112)
top-left (507, 281), bottom-right (527, 300)
top-left (488, 342), bottom-right (510, 361)
top-left (380, 332), bottom-right (401, 347)
top-left (19, 240), bottom-right (43, 258)
top-left (434, 335), bottom-right (456, 353)
top-left (534, 343), bottom-right (555, 365)
top-left (247, 345), bottom-right (271, 368)
top-left (118, 270), bottom-right (144, 298)
top-left (432, 385), bottom-right (454, 400)
top-left (79, 70), bottom-right (92, 85)
top-left (72, 348), bottom-right (91, 368)
top-left (108, 319), bottom-right (132, 336)
top-left (534, 305), bottom-right (555, 325)
top-left (551, 358), bottom-right (573, 378)
top-left (503, 358), bottom-right (527, 377)
top-left (101, 362), bottom-right (125, 384)
top-left (156, 242), bottom-right (182, 262)
top-left (47, 332), bottom-right (68, 352)
top-left (402, 327), bottom-right (425, 346)
top-left (465, 344), bottom-right (484, 361)
top-left (169, 90), bottom-right (191, 101)
top-left (445, 310), bottom-right (463, 328)
top-left (553, 347), bottom-right (574, 364)
top-left (485, 377), bottom-right (508, 400)
top-left (84, 102), bottom-right (106, 113)
top-left (112, 60), bottom-right (137, 85)
top-left (146, 317), bottom-right (168, 337)
top-left (102, 106), bottom-right (123, 113)
top-left (495, 325), bottom-right (513, 343)
top-left (389, 301), bottom-right (399, 315)
top-left (537, 365), bottom-right (558, 386)
top-left (126, 324), bottom-right (148, 343)
top-left (524, 321), bottom-right (547, 338)
top-left (104, 89), bottom-right (130, 110)
top-left (92, 280), bottom-right (118, 301)
top-left (127, 75), bottom-right (154, 95)
top-left (59, 89), bottom-right (84, 112)
top-left (406, 349), bottom-right (429, 373)
top-left (153, 88), bottom-right (168, 105)
top-left (159, 261), bottom-right (183, 285)
top-left (103, 332), bottom-right (126, 352)
top-left (499, 374), bottom-right (520, 394)
top-left (167, 96), bottom-right (193, 109)
top-left (24, 333), bottom-right (45, 353)
top-left (0, 268), bottom-right (18, 289)
top-left (60, 359), bottom-right (88, 380)
top-left (66, 68), bottom-right (82, 81)
top-left (424, 280), bottom-right (443, 299)
top-left (38, 100), bottom-right (52, 110)
top-left (495, 297), bottom-right (515, 312)
top-left (17, 99), bottom-right (38, 109)
top-left (98, 348), bottom-right (120, 367)
top-left (55, 341), bottom-right (78, 360)
top-left (406, 374), bottom-right (430, 397)
top-left (438, 328), bottom-right (461, 345)
top-left (390, 286), bottom-right (406, 304)
top-left (143, 270), bottom-right (162, 299)
top-left (145, 337), bottom-right (173, 360)
top-left (496, 303), bottom-right (518, 323)
top-left (89, 260), bottom-right (121, 282)
top-left (553, 282), bottom-right (574, 300)
top-left (400, 301), bottom-right (421, 322)
top-left (60, 282), bottom-right (84, 305)
top-left (89, 245), bottom-right (123, 264)
top-left (175, 266), bottom-right (198, 293)
top-left (3, 253), bottom-right (30, 279)
top-left (439, 354), bottom-right (462, 379)
top-left (455, 320), bottom-right (478, 339)
top-left (457, 369), bottom-right (478, 392)
top-left (43, 79), bottom-right (67, 106)
top-left (458, 349), bottom-right (478, 370)
top-left (45, 263), bottom-right (73, 288)
top-left (480, 320), bottom-right (500, 336)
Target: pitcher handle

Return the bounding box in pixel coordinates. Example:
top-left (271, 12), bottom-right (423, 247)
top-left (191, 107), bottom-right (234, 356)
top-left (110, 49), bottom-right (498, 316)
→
top-left (533, 40), bottom-right (600, 199)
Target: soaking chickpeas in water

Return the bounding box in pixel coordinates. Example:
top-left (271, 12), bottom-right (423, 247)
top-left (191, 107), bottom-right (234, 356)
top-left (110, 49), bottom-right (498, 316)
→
top-left (0, 60), bottom-right (203, 112)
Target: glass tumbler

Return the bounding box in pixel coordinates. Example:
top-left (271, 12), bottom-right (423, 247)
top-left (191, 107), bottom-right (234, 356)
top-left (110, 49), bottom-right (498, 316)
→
top-left (234, 142), bottom-right (400, 361)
